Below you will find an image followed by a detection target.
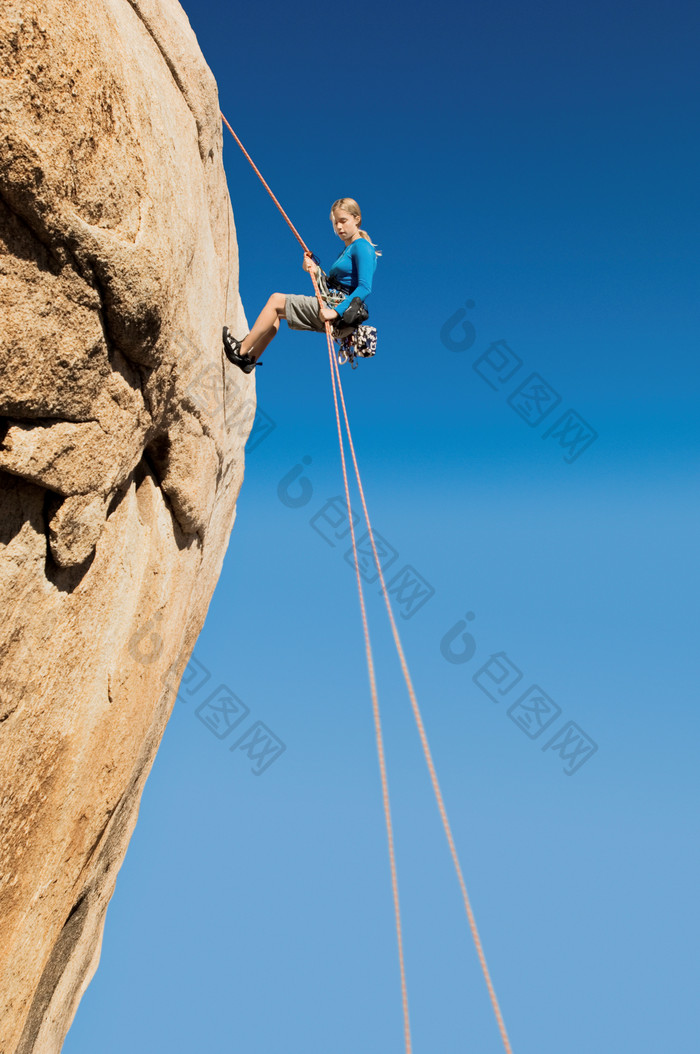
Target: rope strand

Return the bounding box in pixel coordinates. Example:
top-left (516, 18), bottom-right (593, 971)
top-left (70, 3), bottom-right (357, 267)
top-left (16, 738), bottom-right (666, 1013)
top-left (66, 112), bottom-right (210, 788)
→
top-left (314, 266), bottom-right (412, 1051)
top-left (220, 110), bottom-right (514, 1054)
top-left (220, 113), bottom-right (309, 252)
top-left (326, 346), bottom-right (514, 1054)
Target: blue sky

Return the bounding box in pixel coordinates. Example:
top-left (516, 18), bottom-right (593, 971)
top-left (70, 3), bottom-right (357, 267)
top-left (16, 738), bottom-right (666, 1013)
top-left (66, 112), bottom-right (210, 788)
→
top-left (64, 0), bottom-right (699, 1051)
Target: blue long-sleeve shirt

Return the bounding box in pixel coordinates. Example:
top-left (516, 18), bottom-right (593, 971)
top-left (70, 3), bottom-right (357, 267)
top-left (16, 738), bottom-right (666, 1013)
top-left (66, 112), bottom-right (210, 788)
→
top-left (327, 237), bottom-right (377, 316)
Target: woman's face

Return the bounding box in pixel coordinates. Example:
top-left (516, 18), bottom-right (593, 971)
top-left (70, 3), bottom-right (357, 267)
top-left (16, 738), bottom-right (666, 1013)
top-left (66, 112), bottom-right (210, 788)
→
top-left (332, 209), bottom-right (360, 242)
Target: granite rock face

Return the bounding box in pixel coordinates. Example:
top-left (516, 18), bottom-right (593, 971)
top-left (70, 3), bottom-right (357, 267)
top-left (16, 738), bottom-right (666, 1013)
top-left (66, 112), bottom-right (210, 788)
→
top-left (0, 2), bottom-right (252, 1050)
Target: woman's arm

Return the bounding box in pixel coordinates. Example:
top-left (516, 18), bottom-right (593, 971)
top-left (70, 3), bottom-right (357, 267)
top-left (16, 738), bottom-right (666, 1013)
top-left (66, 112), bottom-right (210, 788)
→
top-left (333, 239), bottom-right (375, 317)
top-left (304, 251), bottom-right (340, 323)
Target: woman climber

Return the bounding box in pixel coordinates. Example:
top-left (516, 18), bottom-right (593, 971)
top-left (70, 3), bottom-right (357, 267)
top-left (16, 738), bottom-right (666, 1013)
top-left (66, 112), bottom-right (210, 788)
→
top-left (222, 198), bottom-right (380, 373)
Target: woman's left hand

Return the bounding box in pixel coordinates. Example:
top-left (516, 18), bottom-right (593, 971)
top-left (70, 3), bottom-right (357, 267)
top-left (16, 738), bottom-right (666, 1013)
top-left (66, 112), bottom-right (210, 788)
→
top-left (319, 304), bottom-right (339, 323)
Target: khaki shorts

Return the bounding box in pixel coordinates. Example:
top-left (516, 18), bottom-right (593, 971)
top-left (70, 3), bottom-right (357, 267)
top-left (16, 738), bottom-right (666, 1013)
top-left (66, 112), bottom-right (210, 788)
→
top-left (285, 294), bottom-right (327, 332)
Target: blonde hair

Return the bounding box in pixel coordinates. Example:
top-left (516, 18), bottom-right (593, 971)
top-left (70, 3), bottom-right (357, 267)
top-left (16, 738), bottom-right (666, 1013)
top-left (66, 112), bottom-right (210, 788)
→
top-left (330, 198), bottom-right (382, 256)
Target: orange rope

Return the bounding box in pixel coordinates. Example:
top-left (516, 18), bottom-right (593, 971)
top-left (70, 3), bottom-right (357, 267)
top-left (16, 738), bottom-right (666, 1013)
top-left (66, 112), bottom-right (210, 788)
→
top-left (311, 269), bottom-right (413, 1052)
top-left (325, 346), bottom-right (514, 1054)
top-left (221, 110), bottom-right (412, 1050)
top-left (221, 110), bottom-right (514, 1054)
top-left (220, 114), bottom-right (309, 252)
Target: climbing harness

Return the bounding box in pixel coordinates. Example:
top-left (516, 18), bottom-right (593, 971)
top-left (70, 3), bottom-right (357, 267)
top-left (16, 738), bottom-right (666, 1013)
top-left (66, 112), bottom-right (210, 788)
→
top-left (221, 111), bottom-right (515, 1054)
top-left (316, 270), bottom-right (378, 369)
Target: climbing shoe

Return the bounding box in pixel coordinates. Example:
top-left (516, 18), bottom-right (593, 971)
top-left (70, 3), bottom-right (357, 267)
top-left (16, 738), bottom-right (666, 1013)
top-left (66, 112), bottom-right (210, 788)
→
top-left (222, 326), bottom-right (261, 374)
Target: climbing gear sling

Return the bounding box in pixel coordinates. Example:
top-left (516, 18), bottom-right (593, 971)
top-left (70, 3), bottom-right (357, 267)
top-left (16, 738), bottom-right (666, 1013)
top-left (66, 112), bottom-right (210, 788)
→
top-left (315, 269), bottom-right (377, 368)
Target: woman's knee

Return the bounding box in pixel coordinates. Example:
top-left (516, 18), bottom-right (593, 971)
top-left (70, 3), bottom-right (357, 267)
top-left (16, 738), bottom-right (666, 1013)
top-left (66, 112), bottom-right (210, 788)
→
top-left (267, 292), bottom-right (286, 314)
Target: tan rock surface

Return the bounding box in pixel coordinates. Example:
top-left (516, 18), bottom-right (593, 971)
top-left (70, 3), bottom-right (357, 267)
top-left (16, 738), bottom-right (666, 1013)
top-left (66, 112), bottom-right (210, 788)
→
top-left (0, 2), bottom-right (252, 1050)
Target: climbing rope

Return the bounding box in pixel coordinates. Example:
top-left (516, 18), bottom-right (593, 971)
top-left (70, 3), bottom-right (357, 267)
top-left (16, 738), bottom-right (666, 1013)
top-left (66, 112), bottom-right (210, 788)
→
top-left (317, 264), bottom-right (413, 1051)
top-left (221, 112), bottom-right (514, 1054)
top-left (324, 329), bottom-right (513, 1053)
top-left (221, 112), bottom-right (412, 1048)
top-left (221, 114), bottom-right (309, 252)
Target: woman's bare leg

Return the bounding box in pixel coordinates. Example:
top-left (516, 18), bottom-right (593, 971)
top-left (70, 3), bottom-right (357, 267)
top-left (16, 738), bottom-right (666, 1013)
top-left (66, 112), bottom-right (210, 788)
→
top-left (239, 293), bottom-right (286, 359)
top-left (248, 316), bottom-right (280, 360)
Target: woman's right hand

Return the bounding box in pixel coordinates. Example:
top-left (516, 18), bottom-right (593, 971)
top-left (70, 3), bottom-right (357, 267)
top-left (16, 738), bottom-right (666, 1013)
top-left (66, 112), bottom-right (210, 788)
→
top-left (302, 252), bottom-right (317, 273)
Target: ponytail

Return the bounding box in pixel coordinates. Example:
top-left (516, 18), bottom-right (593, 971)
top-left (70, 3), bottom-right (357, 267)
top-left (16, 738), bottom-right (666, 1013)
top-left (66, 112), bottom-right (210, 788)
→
top-left (358, 229), bottom-right (382, 257)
